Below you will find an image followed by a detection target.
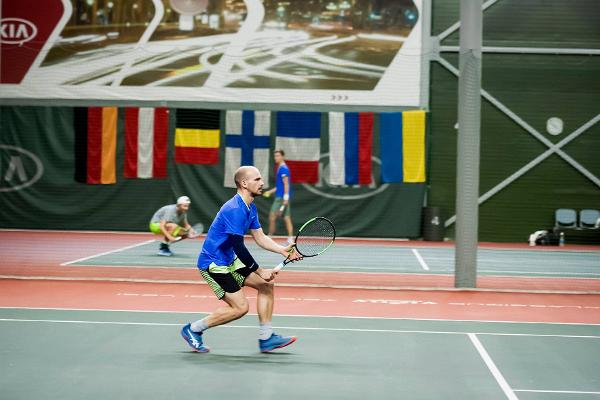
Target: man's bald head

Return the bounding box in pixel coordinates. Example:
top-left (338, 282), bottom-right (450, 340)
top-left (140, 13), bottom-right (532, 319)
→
top-left (234, 166), bottom-right (259, 189)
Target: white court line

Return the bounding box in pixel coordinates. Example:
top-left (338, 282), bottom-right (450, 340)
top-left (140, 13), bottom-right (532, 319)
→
top-left (514, 390), bottom-right (600, 395)
top-left (412, 249), bottom-right (430, 271)
top-left (3, 306), bottom-right (600, 326)
top-left (1, 317), bottom-right (600, 338)
top-left (60, 239), bottom-right (156, 266)
top-left (469, 333), bottom-right (519, 400)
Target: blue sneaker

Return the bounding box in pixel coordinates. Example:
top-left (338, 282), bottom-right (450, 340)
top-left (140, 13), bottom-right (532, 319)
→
top-left (180, 323), bottom-right (209, 353)
top-left (259, 333), bottom-right (297, 353)
top-left (158, 249), bottom-right (173, 257)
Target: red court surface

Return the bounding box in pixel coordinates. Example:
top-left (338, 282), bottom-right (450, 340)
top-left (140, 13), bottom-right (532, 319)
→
top-left (2, 279), bottom-right (599, 325)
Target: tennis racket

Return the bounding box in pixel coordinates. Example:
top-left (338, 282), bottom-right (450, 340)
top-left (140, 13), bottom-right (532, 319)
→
top-left (171, 223), bottom-right (204, 243)
top-left (187, 223), bottom-right (204, 239)
top-left (273, 217), bottom-right (336, 272)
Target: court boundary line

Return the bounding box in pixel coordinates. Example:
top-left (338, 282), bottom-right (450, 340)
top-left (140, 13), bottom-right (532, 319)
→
top-left (60, 239), bottom-right (156, 266)
top-left (412, 248), bottom-right (430, 271)
top-left (1, 317), bottom-right (599, 339)
top-left (513, 389), bottom-right (600, 395)
top-left (3, 275), bottom-right (600, 295)
top-left (2, 306), bottom-right (600, 326)
top-left (2, 276), bottom-right (599, 295)
top-left (469, 333), bottom-right (519, 400)
top-left (53, 262), bottom-right (600, 280)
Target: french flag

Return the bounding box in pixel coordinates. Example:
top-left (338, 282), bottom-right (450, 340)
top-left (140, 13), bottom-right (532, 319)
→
top-left (328, 112), bottom-right (373, 185)
top-left (275, 112), bottom-right (321, 184)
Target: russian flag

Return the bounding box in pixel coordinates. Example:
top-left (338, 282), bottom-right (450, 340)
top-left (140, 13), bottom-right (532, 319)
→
top-left (328, 112), bottom-right (373, 185)
top-left (275, 112), bottom-right (321, 184)
top-left (380, 110), bottom-right (426, 183)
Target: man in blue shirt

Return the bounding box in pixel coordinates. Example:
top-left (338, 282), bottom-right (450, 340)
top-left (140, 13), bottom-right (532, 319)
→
top-left (181, 166), bottom-right (301, 353)
top-left (263, 150), bottom-right (294, 243)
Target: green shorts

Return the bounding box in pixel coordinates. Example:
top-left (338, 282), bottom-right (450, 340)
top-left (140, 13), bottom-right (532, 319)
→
top-left (149, 222), bottom-right (181, 236)
top-left (270, 197), bottom-right (291, 217)
top-left (200, 258), bottom-right (253, 300)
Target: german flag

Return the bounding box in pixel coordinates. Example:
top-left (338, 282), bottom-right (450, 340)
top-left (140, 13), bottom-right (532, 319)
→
top-left (174, 109), bottom-right (220, 164)
top-left (74, 107), bottom-right (117, 184)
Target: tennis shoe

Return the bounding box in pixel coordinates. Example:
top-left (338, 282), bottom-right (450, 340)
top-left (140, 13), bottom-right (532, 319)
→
top-left (180, 323), bottom-right (209, 353)
top-left (259, 332), bottom-right (296, 353)
top-left (158, 249), bottom-right (173, 256)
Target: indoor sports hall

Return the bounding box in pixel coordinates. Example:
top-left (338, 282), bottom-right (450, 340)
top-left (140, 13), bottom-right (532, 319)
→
top-left (1, 1), bottom-right (599, 399)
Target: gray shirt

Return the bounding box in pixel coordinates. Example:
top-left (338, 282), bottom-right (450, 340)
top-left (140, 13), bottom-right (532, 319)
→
top-left (150, 204), bottom-right (188, 226)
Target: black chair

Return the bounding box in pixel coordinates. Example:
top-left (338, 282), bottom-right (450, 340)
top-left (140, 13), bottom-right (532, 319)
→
top-left (579, 209), bottom-right (600, 229)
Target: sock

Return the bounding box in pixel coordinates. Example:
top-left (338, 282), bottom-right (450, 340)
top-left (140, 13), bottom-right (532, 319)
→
top-left (160, 242), bottom-right (169, 250)
top-left (190, 318), bottom-right (209, 333)
top-left (259, 322), bottom-right (273, 340)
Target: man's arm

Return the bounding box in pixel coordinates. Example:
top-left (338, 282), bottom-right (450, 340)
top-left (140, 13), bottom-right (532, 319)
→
top-left (231, 234), bottom-right (273, 281)
top-left (250, 228), bottom-right (300, 262)
top-left (250, 228), bottom-right (289, 256)
top-left (282, 175), bottom-right (290, 205)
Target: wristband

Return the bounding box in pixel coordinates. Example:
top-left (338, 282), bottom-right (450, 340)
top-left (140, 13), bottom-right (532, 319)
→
top-left (283, 194), bottom-right (289, 201)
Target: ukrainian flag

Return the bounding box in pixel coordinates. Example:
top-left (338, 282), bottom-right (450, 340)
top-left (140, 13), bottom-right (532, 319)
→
top-left (380, 110), bottom-right (426, 183)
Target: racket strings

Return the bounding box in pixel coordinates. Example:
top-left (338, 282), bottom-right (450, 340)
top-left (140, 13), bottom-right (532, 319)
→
top-left (296, 218), bottom-right (335, 256)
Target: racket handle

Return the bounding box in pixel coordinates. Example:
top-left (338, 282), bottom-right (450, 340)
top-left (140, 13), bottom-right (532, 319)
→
top-left (273, 261), bottom-right (284, 272)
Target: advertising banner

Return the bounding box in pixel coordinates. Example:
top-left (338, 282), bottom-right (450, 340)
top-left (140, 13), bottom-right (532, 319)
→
top-left (0, 0), bottom-right (427, 107)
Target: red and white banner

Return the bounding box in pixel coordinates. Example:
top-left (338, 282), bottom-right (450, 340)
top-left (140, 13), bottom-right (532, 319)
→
top-left (124, 107), bottom-right (169, 179)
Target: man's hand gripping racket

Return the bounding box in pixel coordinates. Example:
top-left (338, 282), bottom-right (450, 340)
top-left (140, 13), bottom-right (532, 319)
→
top-left (273, 217), bottom-right (336, 273)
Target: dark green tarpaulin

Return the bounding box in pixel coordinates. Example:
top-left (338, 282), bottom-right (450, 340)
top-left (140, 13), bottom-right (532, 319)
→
top-left (0, 107), bottom-right (425, 238)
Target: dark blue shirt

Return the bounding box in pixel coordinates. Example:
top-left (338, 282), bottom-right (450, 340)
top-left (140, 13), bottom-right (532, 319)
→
top-left (197, 194), bottom-right (261, 270)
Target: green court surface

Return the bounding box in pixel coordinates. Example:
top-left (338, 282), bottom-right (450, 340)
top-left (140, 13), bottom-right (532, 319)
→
top-left (67, 239), bottom-right (600, 279)
top-left (1, 308), bottom-right (599, 400)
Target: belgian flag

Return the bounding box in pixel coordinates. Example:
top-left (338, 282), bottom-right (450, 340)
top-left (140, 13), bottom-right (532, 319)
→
top-left (174, 109), bottom-right (220, 164)
top-left (74, 107), bottom-right (117, 184)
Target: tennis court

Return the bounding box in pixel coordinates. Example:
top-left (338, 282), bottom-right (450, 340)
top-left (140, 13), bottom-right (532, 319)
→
top-left (2, 1), bottom-right (599, 399)
top-left (1, 229), bottom-right (600, 399)
top-left (1, 292), bottom-right (600, 400)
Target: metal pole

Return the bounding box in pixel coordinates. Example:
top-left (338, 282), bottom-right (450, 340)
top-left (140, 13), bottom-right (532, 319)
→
top-left (455, 0), bottom-right (482, 288)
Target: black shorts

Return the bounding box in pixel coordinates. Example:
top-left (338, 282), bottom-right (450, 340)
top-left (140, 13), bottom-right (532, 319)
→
top-left (200, 261), bottom-right (253, 300)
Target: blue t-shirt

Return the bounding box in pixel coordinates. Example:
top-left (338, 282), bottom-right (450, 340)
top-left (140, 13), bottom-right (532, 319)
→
top-left (275, 163), bottom-right (292, 198)
top-left (197, 194), bottom-right (261, 270)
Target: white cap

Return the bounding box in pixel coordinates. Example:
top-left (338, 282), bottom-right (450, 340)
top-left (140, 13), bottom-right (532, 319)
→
top-left (176, 196), bottom-right (191, 205)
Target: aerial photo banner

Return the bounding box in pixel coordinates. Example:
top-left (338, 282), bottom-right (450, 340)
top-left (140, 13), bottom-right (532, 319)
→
top-left (0, 0), bottom-right (427, 107)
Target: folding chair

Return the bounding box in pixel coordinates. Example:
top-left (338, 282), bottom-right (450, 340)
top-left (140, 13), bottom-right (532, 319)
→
top-left (554, 208), bottom-right (577, 229)
top-left (579, 209), bottom-right (600, 229)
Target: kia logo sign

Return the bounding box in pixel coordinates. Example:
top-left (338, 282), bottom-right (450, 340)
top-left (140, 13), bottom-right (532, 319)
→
top-left (0, 145), bottom-right (44, 192)
top-left (0, 18), bottom-right (38, 45)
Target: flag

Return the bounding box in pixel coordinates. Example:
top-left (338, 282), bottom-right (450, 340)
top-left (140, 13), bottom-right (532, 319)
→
top-left (74, 107), bottom-right (117, 184)
top-left (124, 107), bottom-right (169, 179)
top-left (380, 110), bottom-right (426, 183)
top-left (224, 110), bottom-right (271, 188)
top-left (174, 109), bottom-right (220, 164)
top-left (328, 112), bottom-right (373, 185)
top-left (275, 112), bottom-right (321, 184)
